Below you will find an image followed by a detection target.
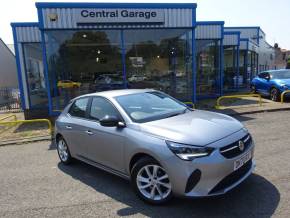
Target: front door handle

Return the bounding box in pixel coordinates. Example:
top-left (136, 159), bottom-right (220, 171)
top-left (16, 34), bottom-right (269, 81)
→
top-left (86, 130), bottom-right (93, 135)
top-left (65, 125), bottom-right (72, 129)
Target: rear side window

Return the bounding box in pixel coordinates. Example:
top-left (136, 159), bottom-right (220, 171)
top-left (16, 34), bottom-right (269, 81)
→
top-left (258, 72), bottom-right (269, 79)
top-left (89, 97), bottom-right (120, 121)
top-left (69, 97), bottom-right (89, 118)
top-left (258, 73), bottom-right (265, 78)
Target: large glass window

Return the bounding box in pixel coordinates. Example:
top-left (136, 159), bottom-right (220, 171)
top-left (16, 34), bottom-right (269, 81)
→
top-left (45, 30), bottom-right (123, 112)
top-left (196, 40), bottom-right (220, 97)
top-left (123, 29), bottom-right (193, 101)
top-left (244, 51), bottom-right (258, 87)
top-left (44, 28), bottom-right (193, 112)
top-left (223, 45), bottom-right (237, 92)
top-left (22, 43), bottom-right (48, 108)
top-left (236, 50), bottom-right (247, 89)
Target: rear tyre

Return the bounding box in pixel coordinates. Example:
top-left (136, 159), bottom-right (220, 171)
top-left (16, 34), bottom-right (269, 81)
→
top-left (131, 157), bottom-right (173, 204)
top-left (270, 87), bottom-right (280, 102)
top-left (56, 136), bottom-right (72, 165)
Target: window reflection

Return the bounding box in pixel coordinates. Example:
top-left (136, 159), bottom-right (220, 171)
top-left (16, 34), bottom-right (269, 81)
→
top-left (23, 43), bottom-right (48, 108)
top-left (44, 29), bottom-right (193, 111)
top-left (196, 40), bottom-right (220, 97)
top-left (124, 29), bottom-right (192, 101)
top-left (224, 45), bottom-right (237, 92)
top-left (45, 30), bottom-right (123, 111)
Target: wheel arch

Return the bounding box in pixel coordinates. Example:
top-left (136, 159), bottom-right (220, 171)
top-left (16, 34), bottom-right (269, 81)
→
top-left (269, 85), bottom-right (281, 93)
top-left (55, 133), bottom-right (63, 142)
top-left (129, 152), bottom-right (158, 173)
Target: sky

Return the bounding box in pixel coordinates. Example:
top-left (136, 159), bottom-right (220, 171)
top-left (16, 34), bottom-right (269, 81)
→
top-left (1, 0), bottom-right (290, 49)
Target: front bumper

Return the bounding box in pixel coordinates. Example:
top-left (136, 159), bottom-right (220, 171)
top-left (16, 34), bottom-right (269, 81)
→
top-left (162, 130), bottom-right (255, 197)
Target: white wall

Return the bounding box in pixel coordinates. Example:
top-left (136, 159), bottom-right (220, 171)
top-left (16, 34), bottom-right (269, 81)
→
top-left (257, 30), bottom-right (275, 72)
top-left (0, 39), bottom-right (18, 88)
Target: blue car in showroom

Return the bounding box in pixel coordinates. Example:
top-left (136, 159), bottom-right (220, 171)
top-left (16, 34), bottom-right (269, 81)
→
top-left (251, 69), bottom-right (290, 101)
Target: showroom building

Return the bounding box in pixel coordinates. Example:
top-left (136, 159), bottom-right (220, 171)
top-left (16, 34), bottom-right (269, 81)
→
top-left (13, 2), bottom-right (196, 117)
top-left (11, 2), bottom-right (275, 118)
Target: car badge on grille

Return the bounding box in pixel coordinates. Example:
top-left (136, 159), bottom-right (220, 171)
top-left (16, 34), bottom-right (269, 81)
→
top-left (238, 140), bottom-right (245, 151)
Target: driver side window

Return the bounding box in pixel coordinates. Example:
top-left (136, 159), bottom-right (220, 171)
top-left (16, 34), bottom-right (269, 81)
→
top-left (89, 97), bottom-right (120, 121)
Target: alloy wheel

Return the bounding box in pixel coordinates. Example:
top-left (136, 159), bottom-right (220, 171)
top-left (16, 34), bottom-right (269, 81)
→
top-left (136, 165), bottom-right (171, 201)
top-left (57, 139), bottom-right (69, 162)
top-left (270, 88), bottom-right (278, 101)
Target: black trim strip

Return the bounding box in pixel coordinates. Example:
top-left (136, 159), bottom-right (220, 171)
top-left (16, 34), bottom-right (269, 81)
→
top-left (77, 154), bottom-right (130, 179)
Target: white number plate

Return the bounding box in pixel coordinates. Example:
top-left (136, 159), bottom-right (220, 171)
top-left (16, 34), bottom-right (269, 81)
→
top-left (234, 150), bottom-right (252, 171)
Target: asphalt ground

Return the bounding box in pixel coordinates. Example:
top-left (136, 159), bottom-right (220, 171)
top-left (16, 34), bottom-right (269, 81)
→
top-left (0, 111), bottom-right (290, 217)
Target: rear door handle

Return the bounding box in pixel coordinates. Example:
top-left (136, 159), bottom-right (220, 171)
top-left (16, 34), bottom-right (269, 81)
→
top-left (86, 130), bottom-right (93, 135)
top-left (65, 125), bottom-right (72, 129)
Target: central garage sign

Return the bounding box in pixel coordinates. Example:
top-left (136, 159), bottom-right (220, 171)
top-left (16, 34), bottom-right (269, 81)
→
top-left (75, 9), bottom-right (165, 24)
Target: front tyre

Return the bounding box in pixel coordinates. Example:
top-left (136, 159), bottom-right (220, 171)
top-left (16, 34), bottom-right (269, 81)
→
top-left (250, 84), bottom-right (256, 93)
top-left (131, 157), bottom-right (173, 204)
top-left (56, 136), bottom-right (72, 164)
top-left (270, 87), bottom-right (280, 102)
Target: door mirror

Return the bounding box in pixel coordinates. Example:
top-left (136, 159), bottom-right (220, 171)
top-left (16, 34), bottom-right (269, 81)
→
top-left (99, 115), bottom-right (125, 128)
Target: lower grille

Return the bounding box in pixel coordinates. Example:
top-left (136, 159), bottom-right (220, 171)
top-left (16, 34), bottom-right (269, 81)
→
top-left (209, 159), bottom-right (252, 195)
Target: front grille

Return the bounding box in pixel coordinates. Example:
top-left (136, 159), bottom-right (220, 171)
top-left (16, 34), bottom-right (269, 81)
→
top-left (220, 134), bottom-right (252, 159)
top-left (209, 159), bottom-right (252, 195)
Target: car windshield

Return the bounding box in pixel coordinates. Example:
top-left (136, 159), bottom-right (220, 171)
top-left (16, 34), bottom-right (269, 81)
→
top-left (115, 91), bottom-right (189, 123)
top-left (270, 70), bottom-right (290, 79)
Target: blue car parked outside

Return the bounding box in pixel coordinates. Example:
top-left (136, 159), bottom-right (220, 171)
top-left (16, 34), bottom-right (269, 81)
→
top-left (251, 69), bottom-right (290, 101)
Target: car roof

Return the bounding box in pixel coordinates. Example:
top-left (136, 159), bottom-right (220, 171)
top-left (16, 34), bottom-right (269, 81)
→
top-left (76, 89), bottom-right (156, 99)
top-left (263, 69), bottom-right (290, 74)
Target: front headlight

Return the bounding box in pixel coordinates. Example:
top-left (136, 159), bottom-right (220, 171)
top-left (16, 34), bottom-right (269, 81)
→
top-left (166, 141), bottom-right (214, 161)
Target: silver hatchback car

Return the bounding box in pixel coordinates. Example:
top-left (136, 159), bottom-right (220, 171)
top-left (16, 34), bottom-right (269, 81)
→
top-left (55, 89), bottom-right (255, 204)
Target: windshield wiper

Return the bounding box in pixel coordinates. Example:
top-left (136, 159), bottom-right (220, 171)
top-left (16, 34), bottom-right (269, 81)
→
top-left (166, 108), bottom-right (188, 118)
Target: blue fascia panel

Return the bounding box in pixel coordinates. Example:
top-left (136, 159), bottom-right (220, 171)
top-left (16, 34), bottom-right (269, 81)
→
top-left (226, 27), bottom-right (261, 45)
top-left (220, 24), bottom-right (224, 96)
top-left (196, 21), bottom-right (224, 40)
top-left (224, 31), bottom-right (241, 46)
top-left (11, 26), bottom-right (26, 110)
top-left (11, 22), bottom-right (39, 27)
top-left (196, 21), bottom-right (225, 25)
top-left (35, 2), bottom-right (197, 9)
top-left (225, 26), bottom-right (260, 30)
top-left (240, 38), bottom-right (249, 42)
top-left (192, 8), bottom-right (196, 103)
top-left (37, 27), bottom-right (195, 31)
top-left (224, 31), bottom-right (240, 35)
top-left (37, 6), bottom-right (54, 116)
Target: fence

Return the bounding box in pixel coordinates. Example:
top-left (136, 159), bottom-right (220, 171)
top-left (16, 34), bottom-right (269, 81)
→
top-left (0, 88), bottom-right (22, 112)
